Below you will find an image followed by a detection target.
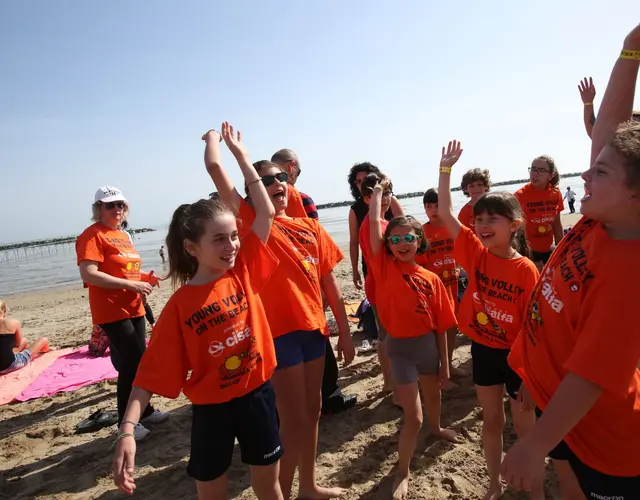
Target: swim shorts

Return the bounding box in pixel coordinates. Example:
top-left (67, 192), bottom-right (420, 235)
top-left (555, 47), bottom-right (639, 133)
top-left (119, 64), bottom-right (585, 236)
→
top-left (273, 329), bottom-right (325, 370)
top-left (385, 333), bottom-right (440, 385)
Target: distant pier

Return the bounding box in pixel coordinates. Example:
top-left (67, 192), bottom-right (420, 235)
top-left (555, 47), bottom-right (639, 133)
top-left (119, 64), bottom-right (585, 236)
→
top-left (0, 228), bottom-right (155, 264)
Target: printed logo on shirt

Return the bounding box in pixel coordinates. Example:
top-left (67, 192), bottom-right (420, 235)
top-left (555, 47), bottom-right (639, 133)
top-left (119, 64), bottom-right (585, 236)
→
top-left (208, 325), bottom-right (253, 357)
top-left (184, 292), bottom-right (249, 336)
top-left (218, 335), bottom-right (262, 389)
top-left (402, 274), bottom-right (436, 316)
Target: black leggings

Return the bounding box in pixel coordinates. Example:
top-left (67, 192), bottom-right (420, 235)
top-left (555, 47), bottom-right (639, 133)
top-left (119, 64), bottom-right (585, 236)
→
top-left (101, 316), bottom-right (154, 425)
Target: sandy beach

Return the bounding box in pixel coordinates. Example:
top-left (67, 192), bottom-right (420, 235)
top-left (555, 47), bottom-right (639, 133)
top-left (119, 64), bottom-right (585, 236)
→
top-left (0, 213), bottom-right (583, 500)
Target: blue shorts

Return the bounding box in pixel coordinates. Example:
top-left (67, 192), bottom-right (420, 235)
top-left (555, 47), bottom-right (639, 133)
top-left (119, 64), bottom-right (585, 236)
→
top-left (0, 350), bottom-right (32, 375)
top-left (274, 330), bottom-right (326, 370)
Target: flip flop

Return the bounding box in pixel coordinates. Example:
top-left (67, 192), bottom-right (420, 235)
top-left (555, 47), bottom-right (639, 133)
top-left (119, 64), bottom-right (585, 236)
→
top-left (76, 409), bottom-right (119, 434)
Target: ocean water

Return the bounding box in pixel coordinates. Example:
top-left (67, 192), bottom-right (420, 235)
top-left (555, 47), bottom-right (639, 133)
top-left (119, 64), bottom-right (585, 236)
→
top-left (0, 179), bottom-right (584, 297)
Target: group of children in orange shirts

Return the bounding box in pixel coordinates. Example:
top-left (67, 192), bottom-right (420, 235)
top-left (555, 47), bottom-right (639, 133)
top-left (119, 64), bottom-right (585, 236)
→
top-left (111, 25), bottom-right (640, 500)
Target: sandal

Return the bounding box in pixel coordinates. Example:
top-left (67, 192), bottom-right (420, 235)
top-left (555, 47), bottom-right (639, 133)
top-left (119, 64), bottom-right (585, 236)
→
top-left (76, 409), bottom-right (119, 434)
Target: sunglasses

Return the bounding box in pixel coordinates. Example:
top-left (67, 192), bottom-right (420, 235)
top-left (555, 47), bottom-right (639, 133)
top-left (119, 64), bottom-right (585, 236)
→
top-left (528, 167), bottom-right (551, 175)
top-left (388, 234), bottom-right (417, 245)
top-left (103, 201), bottom-right (126, 210)
top-left (262, 171), bottom-right (289, 187)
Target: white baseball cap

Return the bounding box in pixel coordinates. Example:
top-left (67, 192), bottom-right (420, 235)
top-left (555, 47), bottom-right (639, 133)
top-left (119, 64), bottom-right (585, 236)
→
top-left (94, 186), bottom-right (128, 204)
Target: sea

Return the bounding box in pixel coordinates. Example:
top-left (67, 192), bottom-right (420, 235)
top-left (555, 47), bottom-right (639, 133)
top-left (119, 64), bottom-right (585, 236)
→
top-left (0, 179), bottom-right (584, 297)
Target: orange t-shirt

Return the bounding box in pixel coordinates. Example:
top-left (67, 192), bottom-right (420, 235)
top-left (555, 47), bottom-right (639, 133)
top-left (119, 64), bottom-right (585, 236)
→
top-left (238, 200), bottom-right (343, 338)
top-left (75, 223), bottom-right (145, 325)
top-left (514, 183), bottom-right (564, 253)
top-left (134, 231), bottom-right (278, 404)
top-left (416, 222), bottom-right (459, 306)
top-left (359, 214), bottom-right (389, 305)
top-left (286, 185), bottom-right (307, 218)
top-left (368, 245), bottom-right (457, 339)
top-left (508, 218), bottom-right (640, 476)
top-left (453, 226), bottom-right (539, 349)
top-left (457, 203), bottom-right (475, 230)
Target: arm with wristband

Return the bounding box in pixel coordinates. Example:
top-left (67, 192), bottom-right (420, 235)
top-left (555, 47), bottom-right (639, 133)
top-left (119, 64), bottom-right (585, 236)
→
top-left (437, 140), bottom-right (465, 241)
top-left (578, 77), bottom-right (597, 138)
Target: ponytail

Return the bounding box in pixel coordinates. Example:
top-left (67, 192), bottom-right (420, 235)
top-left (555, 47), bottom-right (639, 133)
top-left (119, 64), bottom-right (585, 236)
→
top-left (512, 225), bottom-right (532, 260)
top-left (166, 204), bottom-right (199, 288)
top-left (166, 199), bottom-right (235, 288)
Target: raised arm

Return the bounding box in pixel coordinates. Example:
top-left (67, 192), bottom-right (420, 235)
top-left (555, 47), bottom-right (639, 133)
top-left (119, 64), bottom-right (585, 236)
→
top-left (348, 209), bottom-right (362, 290)
top-left (202, 127), bottom-right (242, 212)
top-left (390, 196), bottom-right (405, 217)
top-left (591, 25), bottom-right (640, 166)
top-left (437, 140), bottom-right (465, 240)
top-left (369, 182), bottom-right (386, 256)
top-left (221, 122), bottom-right (275, 243)
top-left (578, 77), bottom-right (597, 138)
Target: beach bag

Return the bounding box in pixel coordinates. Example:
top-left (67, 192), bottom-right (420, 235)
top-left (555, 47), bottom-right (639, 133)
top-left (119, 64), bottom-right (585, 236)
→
top-left (88, 325), bottom-right (110, 357)
top-left (355, 299), bottom-right (378, 339)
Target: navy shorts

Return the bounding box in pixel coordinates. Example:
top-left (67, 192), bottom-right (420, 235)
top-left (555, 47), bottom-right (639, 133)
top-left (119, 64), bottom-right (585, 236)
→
top-left (471, 341), bottom-right (522, 399)
top-left (274, 329), bottom-right (325, 370)
top-left (536, 409), bottom-right (640, 498)
top-left (531, 248), bottom-right (553, 265)
top-left (187, 382), bottom-right (283, 482)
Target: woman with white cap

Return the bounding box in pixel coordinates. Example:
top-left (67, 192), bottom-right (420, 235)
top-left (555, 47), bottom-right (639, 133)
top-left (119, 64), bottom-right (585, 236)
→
top-left (75, 186), bottom-right (168, 440)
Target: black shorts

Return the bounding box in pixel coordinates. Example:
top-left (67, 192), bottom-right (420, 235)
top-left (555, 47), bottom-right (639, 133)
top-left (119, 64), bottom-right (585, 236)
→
top-left (536, 409), bottom-right (640, 498)
top-left (471, 341), bottom-right (522, 399)
top-left (531, 249), bottom-right (553, 265)
top-left (187, 381), bottom-right (283, 482)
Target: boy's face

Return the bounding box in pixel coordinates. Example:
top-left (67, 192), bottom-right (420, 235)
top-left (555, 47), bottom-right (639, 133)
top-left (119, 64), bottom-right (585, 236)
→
top-left (424, 202), bottom-right (439, 222)
top-left (466, 180), bottom-right (489, 201)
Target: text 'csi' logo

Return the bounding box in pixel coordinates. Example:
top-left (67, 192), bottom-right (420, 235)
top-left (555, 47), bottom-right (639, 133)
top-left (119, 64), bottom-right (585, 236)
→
top-left (208, 327), bottom-right (252, 357)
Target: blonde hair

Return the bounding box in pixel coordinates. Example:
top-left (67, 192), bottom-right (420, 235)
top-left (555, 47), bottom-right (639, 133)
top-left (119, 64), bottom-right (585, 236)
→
top-left (0, 300), bottom-right (6, 316)
top-left (91, 201), bottom-right (129, 227)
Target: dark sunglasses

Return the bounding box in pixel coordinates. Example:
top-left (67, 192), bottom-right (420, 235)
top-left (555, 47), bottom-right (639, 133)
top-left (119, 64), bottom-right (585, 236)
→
top-left (103, 201), bottom-right (126, 210)
top-left (528, 167), bottom-right (550, 175)
top-left (388, 234), bottom-right (417, 245)
top-left (262, 171), bottom-right (289, 187)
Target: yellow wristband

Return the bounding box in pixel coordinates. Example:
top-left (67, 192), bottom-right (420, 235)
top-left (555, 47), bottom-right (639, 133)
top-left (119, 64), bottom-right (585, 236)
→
top-left (620, 49), bottom-right (640, 60)
top-left (440, 166), bottom-right (452, 174)
top-left (583, 102), bottom-right (593, 106)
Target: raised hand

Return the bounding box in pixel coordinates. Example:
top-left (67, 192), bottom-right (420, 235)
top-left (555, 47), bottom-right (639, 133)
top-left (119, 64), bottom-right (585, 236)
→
top-left (201, 129), bottom-right (222, 143)
top-left (623, 23), bottom-right (640, 50)
top-left (578, 77), bottom-right (596, 103)
top-left (221, 121), bottom-right (249, 160)
top-left (440, 140), bottom-right (463, 169)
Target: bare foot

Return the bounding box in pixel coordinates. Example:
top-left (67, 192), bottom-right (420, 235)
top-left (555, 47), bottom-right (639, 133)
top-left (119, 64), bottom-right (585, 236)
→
top-left (450, 366), bottom-right (466, 377)
top-left (430, 427), bottom-right (461, 443)
top-left (482, 483), bottom-right (504, 500)
top-left (391, 473), bottom-right (410, 500)
top-left (297, 485), bottom-right (345, 499)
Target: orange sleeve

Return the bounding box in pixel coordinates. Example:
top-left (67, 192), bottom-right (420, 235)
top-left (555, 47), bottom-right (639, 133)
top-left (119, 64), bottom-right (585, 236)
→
top-left (433, 277), bottom-right (458, 333)
top-left (238, 230), bottom-right (279, 294)
top-left (452, 225), bottom-right (482, 271)
top-left (134, 298), bottom-right (189, 399)
top-left (286, 186), bottom-right (307, 218)
top-left (237, 199), bottom-right (257, 238)
top-left (75, 229), bottom-right (104, 265)
top-left (564, 280), bottom-right (640, 398)
top-left (315, 221), bottom-right (344, 277)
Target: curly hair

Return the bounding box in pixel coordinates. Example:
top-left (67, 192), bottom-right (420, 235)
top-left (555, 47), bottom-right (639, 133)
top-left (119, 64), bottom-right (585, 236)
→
top-left (348, 162), bottom-right (381, 200)
top-left (610, 120), bottom-right (640, 189)
top-left (460, 168), bottom-right (491, 197)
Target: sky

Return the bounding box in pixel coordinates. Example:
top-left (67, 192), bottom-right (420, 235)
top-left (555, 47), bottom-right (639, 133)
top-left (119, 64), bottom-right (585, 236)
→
top-left (0, 1), bottom-right (637, 243)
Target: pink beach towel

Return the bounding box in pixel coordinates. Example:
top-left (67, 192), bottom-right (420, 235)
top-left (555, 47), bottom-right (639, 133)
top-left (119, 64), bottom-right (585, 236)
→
top-left (16, 345), bottom-right (117, 402)
top-left (0, 348), bottom-right (73, 406)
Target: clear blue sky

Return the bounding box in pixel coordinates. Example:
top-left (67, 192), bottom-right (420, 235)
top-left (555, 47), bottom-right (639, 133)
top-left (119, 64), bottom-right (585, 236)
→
top-left (0, 1), bottom-right (637, 243)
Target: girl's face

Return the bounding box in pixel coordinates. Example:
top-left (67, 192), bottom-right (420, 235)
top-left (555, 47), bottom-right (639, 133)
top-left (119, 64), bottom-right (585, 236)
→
top-left (387, 226), bottom-right (420, 262)
top-left (355, 172), bottom-right (368, 194)
top-left (529, 159), bottom-right (553, 189)
top-left (581, 145), bottom-right (640, 225)
top-left (474, 211), bottom-right (519, 253)
top-left (260, 166), bottom-right (289, 214)
top-left (424, 202), bottom-right (439, 223)
top-left (185, 213), bottom-right (240, 273)
top-left (466, 181), bottom-right (489, 202)
top-left (100, 201), bottom-right (127, 227)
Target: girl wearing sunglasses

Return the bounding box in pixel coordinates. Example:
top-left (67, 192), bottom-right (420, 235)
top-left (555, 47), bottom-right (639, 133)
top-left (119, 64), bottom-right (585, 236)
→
top-left (204, 122), bottom-right (355, 500)
top-left (514, 156), bottom-right (564, 270)
top-left (437, 141), bottom-right (542, 500)
top-left (76, 186), bottom-right (166, 441)
top-left (367, 177), bottom-right (459, 500)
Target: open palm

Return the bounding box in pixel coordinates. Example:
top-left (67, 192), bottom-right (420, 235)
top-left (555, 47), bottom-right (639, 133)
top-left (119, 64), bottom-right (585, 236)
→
top-left (440, 140), bottom-right (463, 169)
top-left (578, 77), bottom-right (596, 103)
